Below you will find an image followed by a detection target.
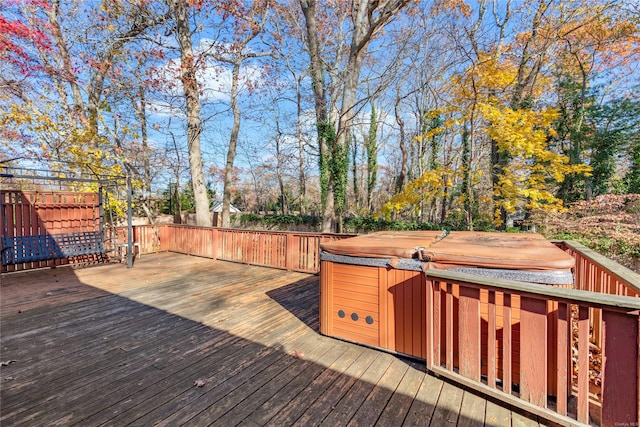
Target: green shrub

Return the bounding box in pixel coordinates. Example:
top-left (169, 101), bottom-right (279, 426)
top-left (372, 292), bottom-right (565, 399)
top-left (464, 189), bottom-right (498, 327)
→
top-left (240, 213), bottom-right (261, 224)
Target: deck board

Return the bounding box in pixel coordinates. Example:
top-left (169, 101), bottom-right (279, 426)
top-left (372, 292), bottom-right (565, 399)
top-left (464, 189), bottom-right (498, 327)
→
top-left (375, 362), bottom-right (424, 425)
top-left (1, 252), bottom-right (539, 426)
top-left (457, 391), bottom-right (486, 427)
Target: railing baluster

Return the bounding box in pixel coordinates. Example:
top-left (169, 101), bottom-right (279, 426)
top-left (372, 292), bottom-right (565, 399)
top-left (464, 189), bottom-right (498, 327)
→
top-left (433, 281), bottom-right (441, 368)
top-left (601, 310), bottom-right (639, 425)
top-left (446, 282), bottom-right (454, 371)
top-left (503, 293), bottom-right (512, 395)
top-left (425, 279), bottom-right (434, 370)
top-left (459, 285), bottom-right (481, 381)
top-left (556, 302), bottom-right (569, 416)
top-left (577, 305), bottom-right (590, 424)
top-left (488, 290), bottom-right (496, 388)
top-left (520, 296), bottom-right (548, 407)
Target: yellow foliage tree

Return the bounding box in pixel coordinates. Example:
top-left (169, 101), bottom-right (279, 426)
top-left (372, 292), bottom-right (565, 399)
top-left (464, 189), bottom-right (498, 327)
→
top-left (379, 166), bottom-right (457, 220)
top-left (1, 99), bottom-right (124, 180)
top-left (480, 102), bottom-right (590, 225)
top-left (380, 47), bottom-right (591, 227)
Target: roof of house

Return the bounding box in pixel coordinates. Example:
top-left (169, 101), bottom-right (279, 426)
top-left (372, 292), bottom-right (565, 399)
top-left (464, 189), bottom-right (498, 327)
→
top-left (211, 201), bottom-right (240, 213)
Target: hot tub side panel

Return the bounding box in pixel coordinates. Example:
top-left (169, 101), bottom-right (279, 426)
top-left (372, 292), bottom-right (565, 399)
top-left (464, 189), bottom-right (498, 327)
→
top-left (320, 260), bottom-right (427, 360)
top-left (320, 261), bottom-right (381, 348)
top-left (383, 267), bottom-right (426, 359)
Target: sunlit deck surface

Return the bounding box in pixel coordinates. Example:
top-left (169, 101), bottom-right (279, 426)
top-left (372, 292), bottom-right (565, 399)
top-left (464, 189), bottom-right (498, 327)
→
top-left (1, 253), bottom-right (546, 426)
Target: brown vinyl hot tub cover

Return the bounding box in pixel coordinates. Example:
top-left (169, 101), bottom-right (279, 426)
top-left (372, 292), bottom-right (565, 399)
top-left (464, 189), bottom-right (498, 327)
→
top-left (320, 231), bottom-right (575, 271)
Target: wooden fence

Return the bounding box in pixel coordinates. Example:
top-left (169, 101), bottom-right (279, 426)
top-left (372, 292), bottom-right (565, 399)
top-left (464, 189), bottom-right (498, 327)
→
top-left (155, 224), bottom-right (353, 273)
top-left (116, 224), bottom-right (640, 425)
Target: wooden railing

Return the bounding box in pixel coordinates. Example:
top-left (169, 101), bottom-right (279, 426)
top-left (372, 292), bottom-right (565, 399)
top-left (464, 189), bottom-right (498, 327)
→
top-left (557, 240), bottom-right (640, 350)
top-left (121, 224), bottom-right (354, 274)
top-left (557, 240), bottom-right (640, 297)
top-left (120, 224), bottom-right (639, 425)
top-left (424, 269), bottom-right (640, 427)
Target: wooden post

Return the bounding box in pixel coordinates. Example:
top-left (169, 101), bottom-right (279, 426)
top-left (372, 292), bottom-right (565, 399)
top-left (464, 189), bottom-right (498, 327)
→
top-left (378, 267), bottom-right (388, 350)
top-left (459, 285), bottom-right (481, 381)
top-left (487, 290), bottom-right (497, 388)
top-left (601, 310), bottom-right (639, 426)
top-left (520, 296), bottom-right (547, 407)
top-left (556, 302), bottom-right (569, 416)
top-left (211, 228), bottom-right (218, 260)
top-left (285, 233), bottom-right (294, 271)
top-left (503, 294), bottom-right (512, 394)
top-left (425, 278), bottom-right (434, 371)
top-left (433, 281), bottom-right (441, 368)
top-left (446, 282), bottom-right (454, 371)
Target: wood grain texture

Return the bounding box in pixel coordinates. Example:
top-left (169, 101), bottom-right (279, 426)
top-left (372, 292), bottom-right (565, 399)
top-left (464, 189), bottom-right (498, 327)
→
top-left (601, 310), bottom-right (639, 426)
top-left (487, 290), bottom-right (497, 388)
top-left (556, 302), bottom-right (569, 416)
top-left (577, 305), bottom-right (590, 424)
top-left (519, 296), bottom-right (547, 408)
top-left (503, 294), bottom-right (513, 394)
top-left (459, 285), bottom-right (481, 381)
top-left (446, 282), bottom-right (454, 371)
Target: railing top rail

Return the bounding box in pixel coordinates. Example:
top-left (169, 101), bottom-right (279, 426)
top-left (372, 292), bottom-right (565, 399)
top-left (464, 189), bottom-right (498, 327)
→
top-left (426, 269), bottom-right (640, 311)
top-left (163, 224), bottom-right (356, 238)
top-left (563, 240), bottom-right (640, 293)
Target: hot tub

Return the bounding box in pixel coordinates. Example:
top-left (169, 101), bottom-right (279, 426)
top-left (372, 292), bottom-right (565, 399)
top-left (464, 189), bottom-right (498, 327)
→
top-left (319, 231), bottom-right (574, 392)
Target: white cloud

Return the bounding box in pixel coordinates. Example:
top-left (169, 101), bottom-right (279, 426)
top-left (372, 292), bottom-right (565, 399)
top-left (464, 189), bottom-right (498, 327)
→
top-left (150, 38), bottom-right (270, 108)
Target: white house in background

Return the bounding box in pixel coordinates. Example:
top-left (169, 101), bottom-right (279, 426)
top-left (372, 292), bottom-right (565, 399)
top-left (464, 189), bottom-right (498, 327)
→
top-left (211, 200), bottom-right (241, 227)
top-left (183, 201), bottom-right (241, 226)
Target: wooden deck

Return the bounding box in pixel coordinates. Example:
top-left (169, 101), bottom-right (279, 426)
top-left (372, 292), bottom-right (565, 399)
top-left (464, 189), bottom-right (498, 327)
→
top-left (1, 253), bottom-right (547, 426)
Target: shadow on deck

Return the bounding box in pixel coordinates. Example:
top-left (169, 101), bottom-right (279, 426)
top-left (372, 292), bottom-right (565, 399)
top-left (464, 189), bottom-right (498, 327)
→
top-left (1, 253), bottom-right (545, 426)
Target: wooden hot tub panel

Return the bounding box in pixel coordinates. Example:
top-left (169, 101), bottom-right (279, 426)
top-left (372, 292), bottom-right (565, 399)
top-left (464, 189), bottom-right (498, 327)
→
top-left (383, 267), bottom-right (426, 359)
top-left (322, 262), bottom-right (380, 347)
top-left (320, 261), bottom-right (426, 359)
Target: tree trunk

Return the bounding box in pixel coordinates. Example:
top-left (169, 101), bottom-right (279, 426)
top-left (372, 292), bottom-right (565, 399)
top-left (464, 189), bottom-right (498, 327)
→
top-left (171, 0), bottom-right (211, 227)
top-left (299, 0), bottom-right (333, 232)
top-left (492, 0), bottom-right (548, 227)
top-left (366, 103), bottom-right (378, 213)
top-left (222, 61), bottom-right (242, 228)
top-left (461, 123), bottom-right (473, 230)
top-left (275, 130), bottom-right (288, 215)
top-left (301, 0), bottom-right (409, 231)
top-left (351, 133), bottom-right (359, 213)
top-left (295, 76), bottom-right (307, 214)
top-left (134, 85), bottom-right (152, 194)
top-left (333, 3), bottom-right (368, 230)
top-left (44, 1), bottom-right (85, 121)
top-left (394, 98), bottom-right (408, 194)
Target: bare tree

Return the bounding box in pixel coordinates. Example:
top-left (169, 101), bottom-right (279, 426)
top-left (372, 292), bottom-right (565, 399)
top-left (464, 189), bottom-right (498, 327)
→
top-left (299, 0), bottom-right (410, 231)
top-left (208, 2), bottom-right (271, 228)
top-left (168, 0), bottom-right (212, 226)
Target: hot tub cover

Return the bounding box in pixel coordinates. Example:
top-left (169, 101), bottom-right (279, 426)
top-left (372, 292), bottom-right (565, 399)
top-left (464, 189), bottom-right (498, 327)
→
top-left (319, 231), bottom-right (575, 271)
